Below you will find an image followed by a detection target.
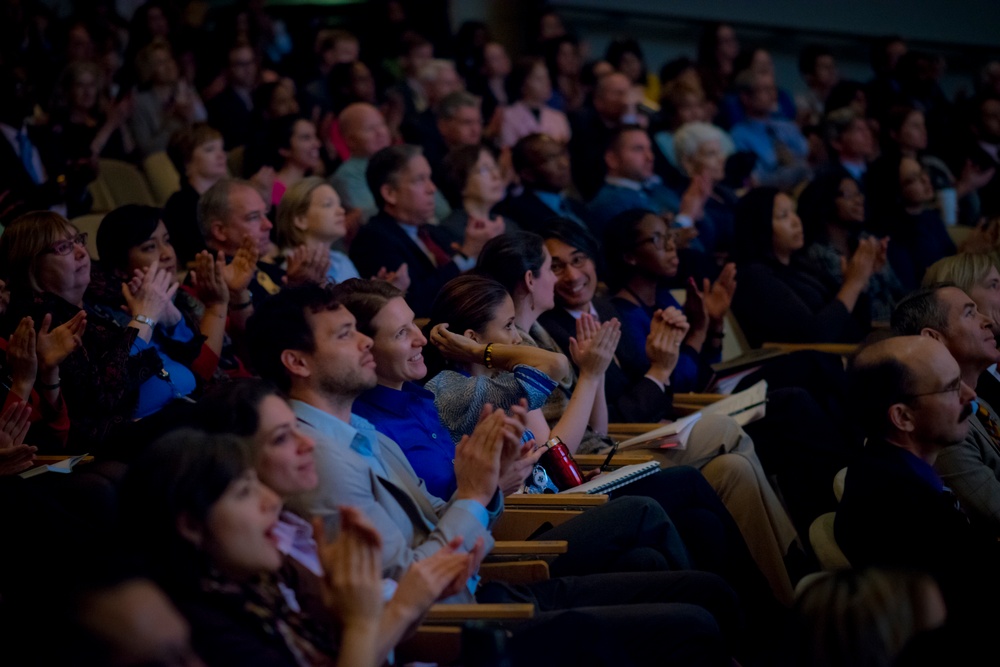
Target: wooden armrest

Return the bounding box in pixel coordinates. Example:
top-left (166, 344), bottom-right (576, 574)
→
top-left (608, 423), bottom-right (663, 436)
top-left (479, 560), bottom-right (550, 585)
top-left (761, 342), bottom-right (858, 355)
top-left (491, 540), bottom-right (567, 555)
top-left (504, 493), bottom-right (609, 507)
top-left (425, 603), bottom-right (535, 622)
top-left (574, 454), bottom-right (652, 469)
top-left (494, 509), bottom-right (584, 541)
top-left (673, 393), bottom-right (726, 406)
top-left (397, 626), bottom-right (462, 665)
top-left (34, 455), bottom-right (94, 465)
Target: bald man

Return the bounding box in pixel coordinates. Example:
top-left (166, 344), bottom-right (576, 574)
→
top-left (330, 102), bottom-right (450, 225)
top-left (330, 103), bottom-right (393, 223)
top-left (835, 335), bottom-right (1000, 626)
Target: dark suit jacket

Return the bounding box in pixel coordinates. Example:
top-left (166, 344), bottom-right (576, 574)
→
top-left (976, 369), bottom-right (1000, 411)
top-left (496, 188), bottom-right (595, 235)
top-left (568, 107), bottom-right (616, 201)
top-left (835, 438), bottom-right (1000, 623)
top-left (349, 212), bottom-right (462, 317)
top-left (0, 124), bottom-right (91, 223)
top-left (538, 296), bottom-right (672, 423)
top-left (207, 86), bottom-right (253, 149)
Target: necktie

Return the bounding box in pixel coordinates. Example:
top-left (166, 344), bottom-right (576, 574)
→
top-left (558, 197), bottom-right (586, 228)
top-left (416, 225), bottom-right (453, 268)
top-left (16, 131), bottom-right (41, 185)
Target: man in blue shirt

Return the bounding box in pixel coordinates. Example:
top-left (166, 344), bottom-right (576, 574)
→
top-left (729, 71), bottom-right (811, 192)
top-left (588, 126), bottom-right (707, 256)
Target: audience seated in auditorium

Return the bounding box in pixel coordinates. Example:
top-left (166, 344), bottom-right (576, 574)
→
top-left (729, 70), bottom-right (811, 191)
top-left (499, 56), bottom-right (571, 149)
top-left (823, 107), bottom-right (876, 186)
top-left (129, 38), bottom-right (206, 159)
top-left (349, 145), bottom-right (489, 316)
top-left (0, 212), bottom-right (193, 450)
top-left (542, 35), bottom-right (587, 114)
top-left (672, 121), bottom-right (739, 255)
top-left (329, 102), bottom-right (394, 225)
top-left (569, 72), bottom-right (635, 199)
top-left (835, 335), bottom-right (1000, 630)
top-left (49, 61), bottom-right (136, 165)
top-left (797, 168), bottom-right (905, 325)
top-left (267, 115), bottom-right (323, 206)
top-left (605, 209), bottom-right (735, 392)
top-left (400, 60), bottom-right (466, 168)
top-left (731, 187), bottom-right (875, 347)
top-left (438, 143), bottom-right (511, 243)
top-left (966, 94), bottom-right (1000, 218)
top-left (866, 153), bottom-right (956, 291)
top-left (197, 178), bottom-right (326, 308)
top-left (587, 125), bottom-right (688, 243)
top-left (720, 48), bottom-right (797, 128)
top-left (163, 123), bottom-right (228, 266)
top-left (795, 45), bottom-right (840, 128)
top-left (206, 41), bottom-right (258, 150)
top-left (119, 429), bottom-right (399, 667)
top-left (242, 283), bottom-right (742, 667)
top-left (893, 276), bottom-right (1000, 536)
top-left (498, 133), bottom-right (595, 234)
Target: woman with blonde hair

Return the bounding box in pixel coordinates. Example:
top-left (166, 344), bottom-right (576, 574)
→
top-left (923, 252), bottom-right (1000, 331)
top-left (275, 176), bottom-right (409, 290)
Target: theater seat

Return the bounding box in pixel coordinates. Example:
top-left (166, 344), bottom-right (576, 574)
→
top-left (91, 159), bottom-right (156, 211)
top-left (142, 151), bottom-right (181, 206)
top-left (70, 214), bottom-right (105, 260)
top-left (808, 512), bottom-right (850, 570)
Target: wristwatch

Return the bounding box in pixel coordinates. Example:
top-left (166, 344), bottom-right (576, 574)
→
top-left (132, 314), bottom-right (156, 328)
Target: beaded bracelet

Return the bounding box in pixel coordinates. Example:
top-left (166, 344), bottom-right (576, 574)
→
top-left (483, 343), bottom-right (495, 369)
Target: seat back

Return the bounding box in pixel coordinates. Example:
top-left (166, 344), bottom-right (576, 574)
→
top-left (142, 151), bottom-right (181, 206)
top-left (808, 512), bottom-right (850, 570)
top-left (93, 159), bottom-right (156, 210)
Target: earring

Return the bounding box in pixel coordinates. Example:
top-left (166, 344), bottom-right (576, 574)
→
top-left (528, 292), bottom-right (536, 312)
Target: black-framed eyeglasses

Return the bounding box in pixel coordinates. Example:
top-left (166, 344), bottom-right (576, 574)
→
top-left (43, 233), bottom-right (88, 256)
top-left (551, 253), bottom-right (590, 275)
top-left (902, 379), bottom-right (963, 402)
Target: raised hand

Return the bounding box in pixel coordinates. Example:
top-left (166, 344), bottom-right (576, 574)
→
top-left (646, 308), bottom-right (689, 384)
top-left (285, 244), bottom-right (331, 287)
top-left (36, 312), bottom-right (86, 372)
top-left (391, 536), bottom-right (474, 616)
top-left (455, 215), bottom-right (505, 261)
top-left (569, 315), bottom-right (621, 378)
top-left (121, 260), bottom-right (179, 325)
top-left (453, 409), bottom-right (505, 506)
top-left (221, 237), bottom-right (260, 295)
top-left (0, 400), bottom-right (35, 476)
top-left (6, 317), bottom-right (38, 398)
top-left (690, 262), bottom-right (737, 323)
top-left (313, 507), bottom-right (385, 626)
top-left (428, 323), bottom-right (483, 365)
top-left (374, 263), bottom-right (411, 292)
top-left (844, 236), bottom-right (878, 287)
top-left (189, 251), bottom-right (230, 308)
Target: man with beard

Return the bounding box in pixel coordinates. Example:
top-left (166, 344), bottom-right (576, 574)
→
top-left (836, 334), bottom-right (1000, 626)
top-left (891, 285), bottom-right (1000, 536)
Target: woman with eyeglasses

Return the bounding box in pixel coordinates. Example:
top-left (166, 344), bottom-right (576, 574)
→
top-left (605, 208), bottom-right (736, 392)
top-left (438, 144), bottom-right (511, 247)
top-left (0, 210), bottom-right (195, 452)
top-left (866, 153), bottom-right (957, 291)
top-left (512, 223), bottom-right (801, 605)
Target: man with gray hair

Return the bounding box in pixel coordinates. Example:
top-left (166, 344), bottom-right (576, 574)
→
top-left (198, 178), bottom-right (327, 307)
top-left (349, 145), bottom-right (489, 316)
top-left (891, 284), bottom-right (1000, 536)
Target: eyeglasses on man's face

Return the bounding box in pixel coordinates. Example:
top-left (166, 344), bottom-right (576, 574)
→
top-left (550, 252), bottom-right (590, 275)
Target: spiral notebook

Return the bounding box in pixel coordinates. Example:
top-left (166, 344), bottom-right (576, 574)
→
top-left (558, 461), bottom-right (662, 495)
